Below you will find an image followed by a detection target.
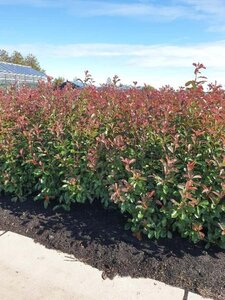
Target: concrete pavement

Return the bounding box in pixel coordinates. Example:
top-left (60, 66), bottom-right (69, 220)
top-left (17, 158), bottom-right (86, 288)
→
top-left (0, 230), bottom-right (213, 300)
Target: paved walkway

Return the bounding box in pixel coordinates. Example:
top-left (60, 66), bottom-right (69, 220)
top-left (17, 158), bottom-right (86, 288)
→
top-left (0, 230), bottom-right (213, 300)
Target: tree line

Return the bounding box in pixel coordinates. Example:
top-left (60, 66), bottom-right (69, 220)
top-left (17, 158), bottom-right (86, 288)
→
top-left (0, 49), bottom-right (45, 73)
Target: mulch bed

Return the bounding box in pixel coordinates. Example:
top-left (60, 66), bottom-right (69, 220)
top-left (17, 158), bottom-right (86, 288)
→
top-left (0, 196), bottom-right (224, 300)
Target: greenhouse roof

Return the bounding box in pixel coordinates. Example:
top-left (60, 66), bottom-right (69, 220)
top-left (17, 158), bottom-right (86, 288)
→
top-left (0, 61), bottom-right (46, 78)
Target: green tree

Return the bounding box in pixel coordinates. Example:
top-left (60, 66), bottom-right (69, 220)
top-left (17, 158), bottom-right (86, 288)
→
top-left (53, 76), bottom-right (65, 87)
top-left (0, 49), bottom-right (45, 73)
top-left (10, 51), bottom-right (24, 65)
top-left (0, 49), bottom-right (10, 62)
top-left (24, 53), bottom-right (45, 73)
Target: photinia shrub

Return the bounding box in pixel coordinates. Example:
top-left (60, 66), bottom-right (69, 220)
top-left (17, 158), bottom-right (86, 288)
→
top-left (0, 64), bottom-right (224, 248)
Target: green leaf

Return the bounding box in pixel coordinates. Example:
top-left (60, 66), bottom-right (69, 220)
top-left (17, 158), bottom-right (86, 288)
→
top-left (199, 200), bottom-right (209, 208)
top-left (181, 211), bottom-right (186, 220)
top-left (171, 210), bottom-right (178, 218)
top-left (147, 231), bottom-right (154, 239)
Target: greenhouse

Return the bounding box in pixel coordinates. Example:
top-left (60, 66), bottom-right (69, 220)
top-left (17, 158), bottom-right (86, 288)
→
top-left (0, 61), bottom-right (47, 88)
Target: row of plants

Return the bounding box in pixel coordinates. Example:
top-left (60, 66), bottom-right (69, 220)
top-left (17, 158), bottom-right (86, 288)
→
top-left (0, 64), bottom-right (224, 248)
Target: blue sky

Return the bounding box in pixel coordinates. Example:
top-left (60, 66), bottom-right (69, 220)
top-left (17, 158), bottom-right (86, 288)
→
top-left (1, 0), bottom-right (225, 87)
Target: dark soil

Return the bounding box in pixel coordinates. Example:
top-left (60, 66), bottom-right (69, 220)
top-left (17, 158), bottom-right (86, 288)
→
top-left (0, 196), bottom-right (224, 300)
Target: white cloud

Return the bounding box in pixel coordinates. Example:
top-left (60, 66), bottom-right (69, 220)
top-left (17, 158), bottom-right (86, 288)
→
top-left (0, 0), bottom-right (224, 19)
top-left (128, 42), bottom-right (225, 68)
top-left (0, 0), bottom-right (59, 6)
top-left (178, 0), bottom-right (225, 17)
top-left (208, 25), bottom-right (225, 32)
top-left (68, 1), bottom-right (191, 20)
top-left (176, 0), bottom-right (225, 30)
top-left (0, 0), bottom-right (204, 20)
top-left (2, 40), bottom-right (225, 67)
top-left (1, 41), bottom-right (225, 87)
top-left (0, 0), bottom-right (224, 28)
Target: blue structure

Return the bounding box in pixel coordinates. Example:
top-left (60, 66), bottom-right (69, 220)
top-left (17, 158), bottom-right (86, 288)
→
top-left (0, 61), bottom-right (47, 87)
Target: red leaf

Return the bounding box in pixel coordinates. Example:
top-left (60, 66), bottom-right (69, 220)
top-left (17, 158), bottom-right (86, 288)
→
top-left (187, 161), bottom-right (195, 172)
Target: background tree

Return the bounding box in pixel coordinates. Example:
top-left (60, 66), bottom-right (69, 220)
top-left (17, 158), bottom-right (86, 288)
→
top-left (10, 51), bottom-right (25, 65)
top-left (24, 53), bottom-right (45, 72)
top-left (0, 49), bottom-right (45, 73)
top-left (0, 49), bottom-right (10, 62)
top-left (53, 76), bottom-right (65, 88)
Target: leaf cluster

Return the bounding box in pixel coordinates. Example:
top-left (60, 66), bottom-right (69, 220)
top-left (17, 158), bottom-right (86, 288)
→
top-left (0, 67), bottom-right (224, 248)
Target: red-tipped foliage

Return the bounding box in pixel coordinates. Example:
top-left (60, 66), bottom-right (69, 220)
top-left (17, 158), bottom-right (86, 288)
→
top-left (0, 68), bottom-right (224, 248)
